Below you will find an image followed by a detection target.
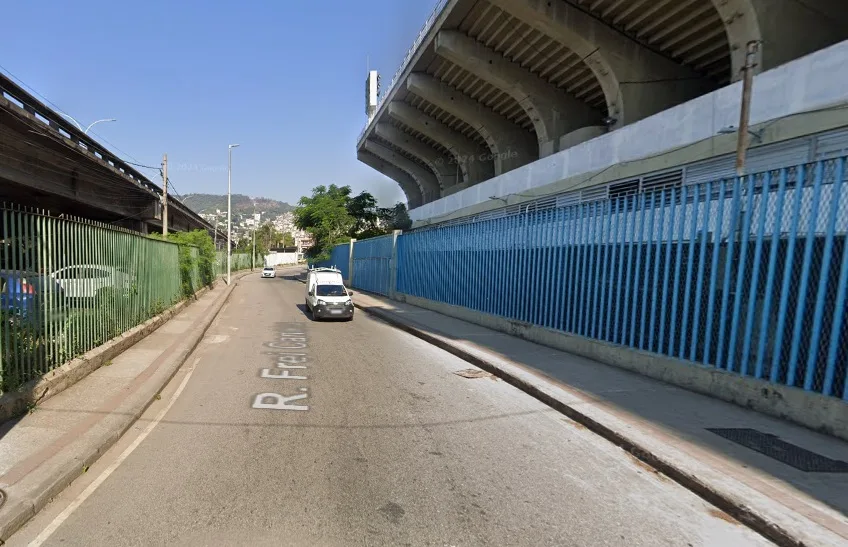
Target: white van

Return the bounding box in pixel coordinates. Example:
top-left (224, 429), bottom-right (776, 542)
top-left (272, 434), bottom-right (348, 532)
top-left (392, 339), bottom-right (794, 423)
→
top-left (305, 267), bottom-right (353, 320)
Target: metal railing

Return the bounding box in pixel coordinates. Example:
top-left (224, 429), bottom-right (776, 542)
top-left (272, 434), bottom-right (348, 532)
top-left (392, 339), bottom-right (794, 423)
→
top-left (213, 251), bottom-right (252, 277)
top-left (357, 0), bottom-right (450, 145)
top-left (0, 205), bottom-right (254, 395)
top-left (0, 205), bottom-right (183, 393)
top-left (333, 157), bottom-right (848, 400)
top-left (352, 234), bottom-right (395, 296)
top-left (0, 72), bottom-right (216, 235)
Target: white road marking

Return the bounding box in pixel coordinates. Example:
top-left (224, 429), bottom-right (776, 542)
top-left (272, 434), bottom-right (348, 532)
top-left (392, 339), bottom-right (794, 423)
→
top-left (251, 392), bottom-right (309, 411)
top-left (265, 341), bottom-right (307, 349)
top-left (28, 358), bottom-right (201, 547)
top-left (204, 334), bottom-right (229, 344)
top-left (261, 351), bottom-right (309, 360)
top-left (260, 369), bottom-right (307, 379)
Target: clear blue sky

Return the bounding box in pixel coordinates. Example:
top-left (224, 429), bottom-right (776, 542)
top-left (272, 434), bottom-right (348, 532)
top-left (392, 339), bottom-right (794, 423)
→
top-left (1, 0), bottom-right (440, 206)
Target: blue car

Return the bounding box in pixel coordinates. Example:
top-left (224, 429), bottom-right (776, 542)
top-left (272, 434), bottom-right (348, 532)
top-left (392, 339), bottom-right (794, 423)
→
top-left (0, 269), bottom-right (66, 325)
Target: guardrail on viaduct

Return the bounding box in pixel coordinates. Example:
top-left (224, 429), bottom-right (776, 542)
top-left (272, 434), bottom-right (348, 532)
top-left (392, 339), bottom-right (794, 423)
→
top-left (0, 72), bottom-right (215, 234)
top-left (325, 157), bottom-right (848, 407)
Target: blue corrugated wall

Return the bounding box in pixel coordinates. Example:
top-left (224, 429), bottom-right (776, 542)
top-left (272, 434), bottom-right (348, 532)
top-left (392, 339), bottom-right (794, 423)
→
top-left (351, 234), bottom-right (394, 296)
top-left (309, 242), bottom-right (350, 281)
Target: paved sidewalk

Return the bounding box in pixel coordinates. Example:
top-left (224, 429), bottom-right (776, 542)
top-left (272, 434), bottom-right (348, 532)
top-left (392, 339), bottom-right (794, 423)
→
top-left (352, 290), bottom-right (848, 547)
top-left (0, 272), bottom-right (252, 541)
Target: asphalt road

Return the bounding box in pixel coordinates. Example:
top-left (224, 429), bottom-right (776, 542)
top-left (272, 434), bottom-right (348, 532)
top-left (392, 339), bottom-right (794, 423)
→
top-left (8, 271), bottom-right (771, 546)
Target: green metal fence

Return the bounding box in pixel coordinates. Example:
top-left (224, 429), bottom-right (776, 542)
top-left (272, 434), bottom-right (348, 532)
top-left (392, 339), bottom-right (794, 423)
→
top-left (213, 251), bottom-right (252, 277)
top-left (0, 205), bottom-right (249, 395)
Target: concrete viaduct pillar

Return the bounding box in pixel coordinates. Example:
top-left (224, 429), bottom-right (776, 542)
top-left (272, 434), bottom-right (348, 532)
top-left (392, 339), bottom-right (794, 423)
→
top-left (116, 219), bottom-right (149, 234)
top-left (434, 30), bottom-right (602, 158)
top-left (387, 102), bottom-right (494, 185)
top-left (406, 73), bottom-right (538, 175)
top-left (713, 0), bottom-right (848, 81)
top-left (487, 0), bottom-right (711, 128)
top-left (363, 140), bottom-right (441, 204)
top-left (374, 122), bottom-right (460, 190)
top-left (357, 150), bottom-right (423, 209)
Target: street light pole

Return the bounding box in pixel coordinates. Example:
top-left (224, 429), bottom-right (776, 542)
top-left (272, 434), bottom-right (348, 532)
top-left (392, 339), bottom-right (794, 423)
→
top-left (227, 144), bottom-right (240, 285)
top-left (83, 118), bottom-right (118, 135)
top-left (252, 201), bottom-right (257, 271)
top-left (58, 113), bottom-right (117, 135)
top-left (162, 153), bottom-right (169, 236)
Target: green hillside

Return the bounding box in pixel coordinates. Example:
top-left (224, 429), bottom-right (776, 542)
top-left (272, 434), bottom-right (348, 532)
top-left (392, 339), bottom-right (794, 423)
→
top-left (182, 194), bottom-right (294, 217)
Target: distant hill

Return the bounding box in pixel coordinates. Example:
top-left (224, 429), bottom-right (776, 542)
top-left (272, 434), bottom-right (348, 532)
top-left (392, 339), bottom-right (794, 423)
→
top-left (182, 193), bottom-right (295, 218)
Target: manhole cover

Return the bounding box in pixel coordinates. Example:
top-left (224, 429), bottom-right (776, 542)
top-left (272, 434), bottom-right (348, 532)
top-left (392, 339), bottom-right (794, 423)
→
top-left (0, 488), bottom-right (5, 510)
top-left (707, 428), bottom-right (848, 472)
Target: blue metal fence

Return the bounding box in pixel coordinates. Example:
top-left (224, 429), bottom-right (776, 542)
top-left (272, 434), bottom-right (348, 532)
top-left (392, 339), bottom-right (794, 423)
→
top-left (309, 243), bottom-right (350, 281)
top-left (352, 234), bottom-right (394, 296)
top-left (328, 157), bottom-right (848, 400)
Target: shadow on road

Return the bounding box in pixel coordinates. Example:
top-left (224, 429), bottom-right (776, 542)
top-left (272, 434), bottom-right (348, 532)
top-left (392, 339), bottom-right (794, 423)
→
top-left (10, 404), bottom-right (553, 431)
top-left (0, 413), bottom-right (25, 442)
top-left (354, 290), bottom-right (848, 518)
top-left (295, 303), bottom-right (317, 322)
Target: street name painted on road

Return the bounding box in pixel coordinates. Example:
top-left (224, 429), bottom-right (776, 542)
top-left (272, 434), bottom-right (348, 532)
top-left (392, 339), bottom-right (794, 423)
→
top-left (252, 322), bottom-right (311, 411)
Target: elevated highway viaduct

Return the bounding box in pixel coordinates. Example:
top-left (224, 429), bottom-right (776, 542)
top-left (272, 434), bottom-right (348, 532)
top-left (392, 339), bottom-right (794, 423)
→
top-left (0, 73), bottom-right (221, 238)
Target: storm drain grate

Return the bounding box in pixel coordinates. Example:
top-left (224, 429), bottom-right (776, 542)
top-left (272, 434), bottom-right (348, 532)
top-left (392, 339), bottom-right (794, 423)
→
top-left (707, 428), bottom-right (848, 473)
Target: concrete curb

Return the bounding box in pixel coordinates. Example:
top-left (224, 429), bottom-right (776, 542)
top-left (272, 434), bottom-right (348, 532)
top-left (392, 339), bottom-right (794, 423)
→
top-left (352, 300), bottom-right (803, 547)
top-left (393, 293), bottom-right (848, 441)
top-left (0, 272), bottom-right (251, 542)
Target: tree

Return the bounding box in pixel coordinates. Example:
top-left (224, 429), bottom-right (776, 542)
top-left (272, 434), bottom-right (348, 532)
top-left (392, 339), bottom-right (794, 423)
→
top-left (378, 203), bottom-right (412, 231)
top-left (294, 184), bottom-right (412, 260)
top-left (235, 226), bottom-right (270, 266)
top-left (294, 185), bottom-right (356, 260)
top-left (150, 230), bottom-right (217, 295)
top-left (347, 191), bottom-right (379, 236)
top-left (282, 232), bottom-right (295, 247)
top-left (255, 222), bottom-right (279, 251)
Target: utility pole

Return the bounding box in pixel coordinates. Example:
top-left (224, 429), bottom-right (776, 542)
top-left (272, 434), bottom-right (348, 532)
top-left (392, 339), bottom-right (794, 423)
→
top-left (227, 144), bottom-right (240, 285)
top-left (252, 201), bottom-right (257, 271)
top-left (735, 40), bottom-right (760, 177)
top-left (162, 153), bottom-right (169, 236)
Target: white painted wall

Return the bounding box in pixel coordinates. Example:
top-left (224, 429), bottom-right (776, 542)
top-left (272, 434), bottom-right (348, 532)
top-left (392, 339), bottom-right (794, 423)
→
top-left (410, 38), bottom-right (848, 223)
top-left (420, 178), bottom-right (848, 250)
top-left (265, 252), bottom-right (299, 267)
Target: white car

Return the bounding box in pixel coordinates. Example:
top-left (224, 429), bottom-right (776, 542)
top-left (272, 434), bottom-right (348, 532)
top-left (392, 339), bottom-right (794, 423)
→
top-left (50, 264), bottom-right (133, 300)
top-left (261, 267), bottom-right (276, 278)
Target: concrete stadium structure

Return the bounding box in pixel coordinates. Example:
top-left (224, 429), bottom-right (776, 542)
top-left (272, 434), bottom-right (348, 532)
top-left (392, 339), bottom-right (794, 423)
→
top-left (0, 73), bottom-right (220, 237)
top-left (356, 0), bottom-right (848, 226)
